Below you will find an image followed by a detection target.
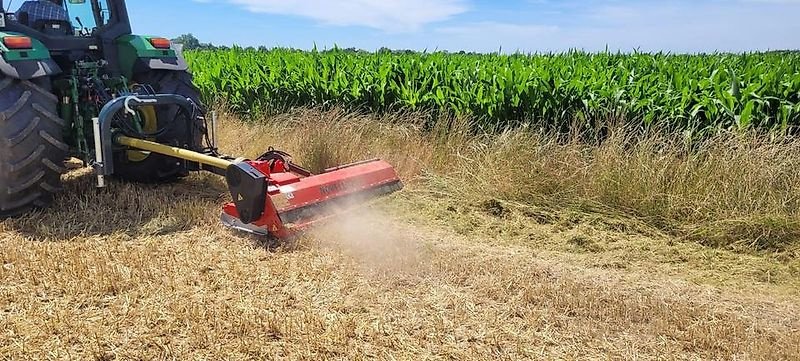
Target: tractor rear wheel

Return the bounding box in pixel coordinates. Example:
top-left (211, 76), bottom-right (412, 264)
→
top-left (113, 70), bottom-right (205, 183)
top-left (0, 76), bottom-right (67, 218)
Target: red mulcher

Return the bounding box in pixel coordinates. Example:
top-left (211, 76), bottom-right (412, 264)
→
top-left (90, 96), bottom-right (402, 240)
top-left (220, 150), bottom-right (403, 238)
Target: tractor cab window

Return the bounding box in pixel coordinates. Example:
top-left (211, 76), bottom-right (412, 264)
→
top-left (6, 0), bottom-right (111, 36)
top-left (65, 0), bottom-right (111, 36)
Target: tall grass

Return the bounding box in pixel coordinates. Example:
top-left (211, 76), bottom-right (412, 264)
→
top-left (218, 108), bottom-right (800, 254)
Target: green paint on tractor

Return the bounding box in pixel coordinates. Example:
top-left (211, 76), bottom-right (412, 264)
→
top-left (0, 31), bottom-right (51, 61)
top-left (116, 34), bottom-right (177, 78)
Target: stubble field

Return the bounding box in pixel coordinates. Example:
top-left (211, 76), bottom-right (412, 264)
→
top-left (2, 110), bottom-right (800, 360)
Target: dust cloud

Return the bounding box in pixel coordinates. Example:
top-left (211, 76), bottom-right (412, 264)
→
top-left (309, 206), bottom-right (429, 277)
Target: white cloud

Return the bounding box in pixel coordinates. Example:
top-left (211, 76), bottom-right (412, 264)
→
top-left (186, 0), bottom-right (800, 52)
top-left (426, 1), bottom-right (800, 53)
top-left (216, 0), bottom-right (469, 32)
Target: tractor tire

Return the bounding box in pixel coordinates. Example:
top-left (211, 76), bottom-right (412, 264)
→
top-left (0, 77), bottom-right (67, 218)
top-left (113, 70), bottom-right (205, 183)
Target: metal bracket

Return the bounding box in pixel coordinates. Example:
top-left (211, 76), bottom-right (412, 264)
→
top-left (94, 94), bottom-right (195, 177)
top-left (91, 117), bottom-right (106, 188)
top-left (226, 161), bottom-right (268, 224)
top-left (210, 111), bottom-right (218, 150)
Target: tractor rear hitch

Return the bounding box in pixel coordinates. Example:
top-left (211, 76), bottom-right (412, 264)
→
top-left (93, 94), bottom-right (197, 186)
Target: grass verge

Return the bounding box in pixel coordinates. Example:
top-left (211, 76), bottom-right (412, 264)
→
top-left (224, 108), bottom-right (800, 257)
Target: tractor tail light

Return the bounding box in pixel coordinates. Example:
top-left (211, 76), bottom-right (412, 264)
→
top-left (149, 37), bottom-right (171, 49)
top-left (3, 36), bottom-right (33, 49)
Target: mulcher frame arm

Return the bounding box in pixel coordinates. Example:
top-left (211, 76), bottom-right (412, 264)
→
top-left (93, 94), bottom-right (272, 224)
top-left (94, 94), bottom-right (194, 177)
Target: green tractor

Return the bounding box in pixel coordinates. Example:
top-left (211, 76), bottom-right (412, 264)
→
top-left (0, 0), bottom-right (404, 238)
top-left (0, 0), bottom-right (207, 217)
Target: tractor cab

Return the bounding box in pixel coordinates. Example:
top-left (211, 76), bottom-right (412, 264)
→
top-left (9, 0), bottom-right (112, 37)
top-left (0, 0), bottom-right (181, 78)
top-left (1, 0), bottom-right (130, 45)
top-left (1, 0), bottom-right (128, 75)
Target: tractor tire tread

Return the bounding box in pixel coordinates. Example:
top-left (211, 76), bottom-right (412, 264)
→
top-left (7, 170), bottom-right (45, 195)
top-left (0, 91), bottom-right (31, 122)
top-left (22, 80), bottom-right (59, 103)
top-left (39, 181), bottom-right (62, 194)
top-left (0, 77), bottom-right (67, 218)
top-left (39, 129), bottom-right (69, 151)
top-left (33, 102), bottom-right (65, 126)
top-left (42, 158), bottom-right (67, 173)
top-left (1, 192), bottom-right (41, 212)
top-left (10, 144), bottom-right (45, 172)
top-left (9, 116), bottom-right (40, 145)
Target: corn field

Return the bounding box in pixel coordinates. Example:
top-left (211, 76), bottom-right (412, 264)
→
top-left (186, 48), bottom-right (800, 132)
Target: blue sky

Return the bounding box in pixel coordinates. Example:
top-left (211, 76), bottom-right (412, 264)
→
top-left (126, 0), bottom-right (799, 53)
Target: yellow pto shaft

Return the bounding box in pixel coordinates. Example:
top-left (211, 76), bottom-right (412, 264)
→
top-left (115, 135), bottom-right (233, 170)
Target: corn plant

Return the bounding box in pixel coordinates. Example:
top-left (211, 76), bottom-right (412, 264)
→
top-left (185, 48), bottom-right (800, 133)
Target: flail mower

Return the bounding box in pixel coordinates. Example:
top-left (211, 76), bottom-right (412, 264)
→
top-left (0, 0), bottom-right (402, 238)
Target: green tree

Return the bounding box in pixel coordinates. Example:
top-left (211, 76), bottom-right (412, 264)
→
top-left (172, 33), bottom-right (203, 50)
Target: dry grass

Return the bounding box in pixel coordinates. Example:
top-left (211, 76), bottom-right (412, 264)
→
top-left (2, 109), bottom-right (800, 359)
top-left (226, 108), bottom-right (800, 254)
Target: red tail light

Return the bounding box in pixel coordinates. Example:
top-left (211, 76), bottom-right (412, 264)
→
top-left (3, 36), bottom-right (32, 49)
top-left (149, 37), bottom-right (171, 49)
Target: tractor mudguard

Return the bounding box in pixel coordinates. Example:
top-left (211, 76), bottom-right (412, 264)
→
top-left (116, 35), bottom-right (189, 78)
top-left (0, 32), bottom-right (61, 80)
